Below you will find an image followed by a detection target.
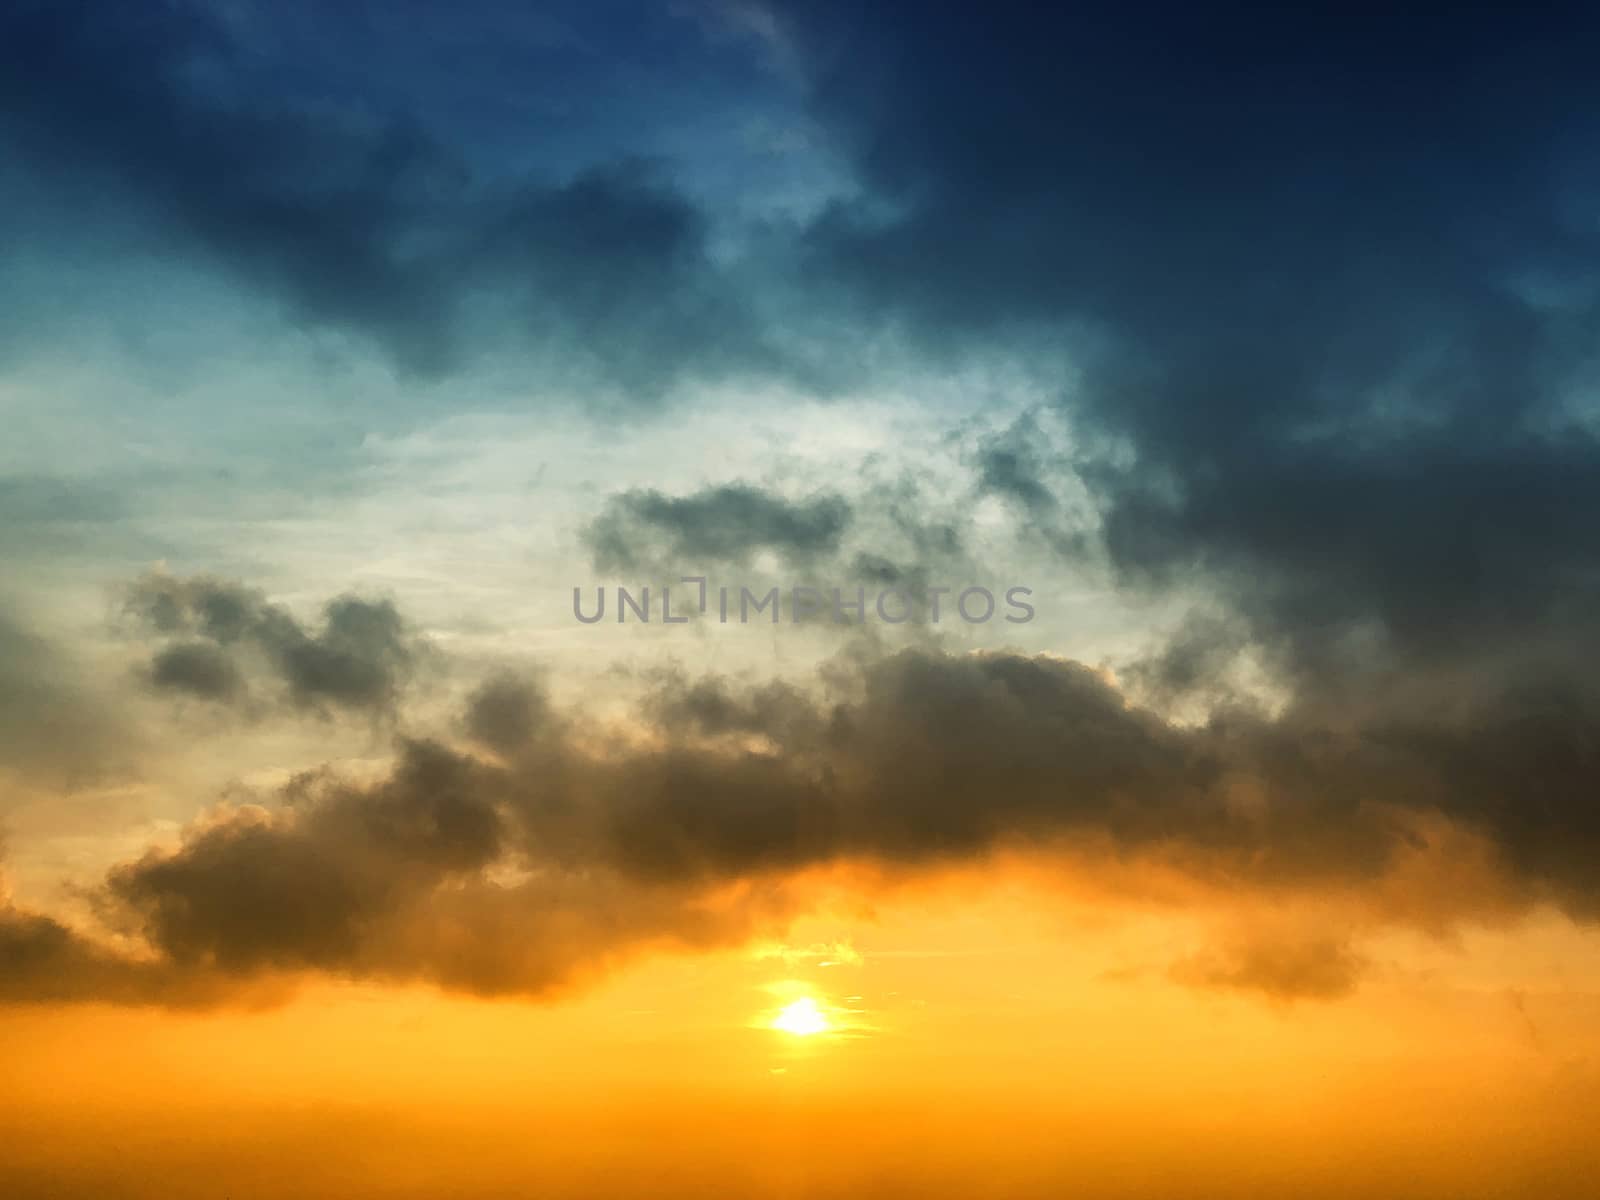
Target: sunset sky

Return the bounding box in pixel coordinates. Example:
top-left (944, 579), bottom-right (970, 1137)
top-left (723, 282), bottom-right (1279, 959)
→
top-left (5, 3), bottom-right (1600, 1197)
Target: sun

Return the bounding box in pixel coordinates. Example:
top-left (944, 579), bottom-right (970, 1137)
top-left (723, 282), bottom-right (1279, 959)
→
top-left (771, 996), bottom-right (831, 1037)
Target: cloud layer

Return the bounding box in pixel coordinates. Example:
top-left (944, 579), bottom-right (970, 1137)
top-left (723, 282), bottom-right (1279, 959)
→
top-left (4, 595), bottom-right (1596, 1005)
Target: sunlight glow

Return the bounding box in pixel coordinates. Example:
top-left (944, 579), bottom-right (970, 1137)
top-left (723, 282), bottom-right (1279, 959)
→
top-left (771, 996), bottom-right (831, 1037)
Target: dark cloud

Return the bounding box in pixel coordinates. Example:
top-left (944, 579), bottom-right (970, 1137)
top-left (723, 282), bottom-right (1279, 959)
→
top-left (463, 672), bottom-right (551, 757)
top-left (3, 734), bottom-right (793, 1003)
top-left (0, 1), bottom-right (792, 395)
top-left (584, 483), bottom-right (852, 572)
top-left (107, 739), bottom-right (503, 973)
top-left (0, 907), bottom-right (153, 1005)
top-left (472, 162), bottom-right (792, 394)
top-left (146, 641), bottom-right (244, 702)
top-left (125, 574), bottom-right (422, 716)
top-left (582, 475), bottom-right (982, 606)
top-left (777, 0), bottom-right (1600, 702)
top-left (0, 0), bottom-right (453, 372)
top-left (7, 638), bottom-right (1600, 1006)
top-left (644, 671), bottom-right (826, 746)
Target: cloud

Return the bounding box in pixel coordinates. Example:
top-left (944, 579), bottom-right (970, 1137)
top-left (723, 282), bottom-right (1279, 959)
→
top-left (973, 414), bottom-right (1084, 556)
top-left (471, 162), bottom-right (792, 394)
top-left (30, 0), bottom-right (1589, 715)
top-left (584, 482), bottom-right (852, 572)
top-left (1170, 934), bottom-right (1369, 1003)
top-left (146, 642), bottom-right (245, 702)
top-left (106, 740), bottom-right (504, 973)
top-left (6, 636), bottom-right (1599, 1007)
top-left (0, 0), bottom-right (454, 372)
top-left (0, 907), bottom-right (149, 1005)
top-left (644, 670), bottom-right (826, 745)
top-left (2, 736), bottom-right (798, 1004)
top-left (775, 1), bottom-right (1600, 706)
top-left (581, 473), bottom-right (986, 606)
top-left (0, 1), bottom-right (792, 395)
top-left (462, 672), bottom-right (552, 757)
top-left (125, 573), bottom-right (423, 717)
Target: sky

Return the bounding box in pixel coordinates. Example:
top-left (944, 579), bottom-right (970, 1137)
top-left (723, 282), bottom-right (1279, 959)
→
top-left (4, 2), bottom-right (1600, 1196)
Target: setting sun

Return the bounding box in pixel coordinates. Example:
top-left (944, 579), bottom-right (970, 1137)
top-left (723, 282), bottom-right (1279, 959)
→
top-left (771, 997), bottom-right (831, 1037)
